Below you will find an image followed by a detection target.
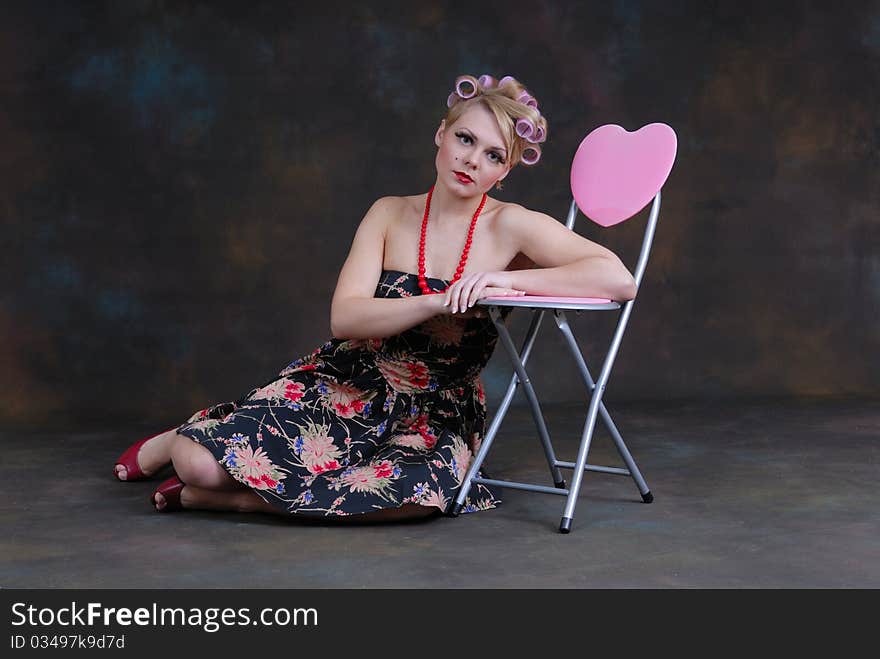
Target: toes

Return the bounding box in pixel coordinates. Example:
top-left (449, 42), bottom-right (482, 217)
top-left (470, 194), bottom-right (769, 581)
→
top-left (153, 492), bottom-right (165, 511)
top-left (115, 465), bottom-right (127, 481)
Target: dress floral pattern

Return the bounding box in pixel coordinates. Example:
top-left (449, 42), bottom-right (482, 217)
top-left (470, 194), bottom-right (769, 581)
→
top-left (176, 270), bottom-right (514, 518)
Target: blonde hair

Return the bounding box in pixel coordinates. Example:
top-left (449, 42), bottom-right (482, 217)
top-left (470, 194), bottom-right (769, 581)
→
top-left (442, 74), bottom-right (549, 186)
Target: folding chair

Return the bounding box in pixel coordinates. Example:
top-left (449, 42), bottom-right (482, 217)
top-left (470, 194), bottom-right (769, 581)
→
top-left (447, 123), bottom-right (678, 533)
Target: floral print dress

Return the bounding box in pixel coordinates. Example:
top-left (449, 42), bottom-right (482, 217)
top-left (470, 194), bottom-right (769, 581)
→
top-left (175, 270), bottom-right (514, 518)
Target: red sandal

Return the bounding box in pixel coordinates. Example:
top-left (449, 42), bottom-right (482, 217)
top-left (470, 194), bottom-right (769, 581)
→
top-left (114, 426), bottom-right (178, 481)
top-left (151, 476), bottom-right (185, 512)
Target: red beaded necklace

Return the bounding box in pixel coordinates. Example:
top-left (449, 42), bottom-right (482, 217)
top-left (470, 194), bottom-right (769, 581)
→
top-left (418, 184), bottom-right (487, 295)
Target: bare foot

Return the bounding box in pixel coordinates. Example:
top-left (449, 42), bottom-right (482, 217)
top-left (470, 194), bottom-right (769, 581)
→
top-left (115, 430), bottom-right (177, 480)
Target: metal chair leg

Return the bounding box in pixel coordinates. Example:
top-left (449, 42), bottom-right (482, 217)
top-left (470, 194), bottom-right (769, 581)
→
top-left (557, 304), bottom-right (637, 532)
top-left (554, 311), bottom-right (652, 502)
top-left (449, 307), bottom-right (563, 516)
top-left (452, 301), bottom-right (653, 533)
top-left (490, 307), bottom-right (566, 487)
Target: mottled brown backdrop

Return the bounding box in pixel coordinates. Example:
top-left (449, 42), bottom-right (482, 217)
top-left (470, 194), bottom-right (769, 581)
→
top-left (2, 0), bottom-right (877, 429)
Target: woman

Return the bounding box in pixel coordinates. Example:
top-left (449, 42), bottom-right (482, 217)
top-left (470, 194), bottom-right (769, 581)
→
top-left (113, 73), bottom-right (637, 522)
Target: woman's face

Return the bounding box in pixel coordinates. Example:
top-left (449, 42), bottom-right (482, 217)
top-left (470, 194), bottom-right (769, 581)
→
top-left (434, 102), bottom-right (512, 196)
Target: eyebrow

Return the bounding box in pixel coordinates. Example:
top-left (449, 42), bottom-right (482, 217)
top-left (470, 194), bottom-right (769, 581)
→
top-left (458, 127), bottom-right (507, 155)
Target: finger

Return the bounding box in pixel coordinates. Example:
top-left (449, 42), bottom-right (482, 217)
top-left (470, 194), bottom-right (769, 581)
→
top-left (463, 274), bottom-right (482, 312)
top-left (460, 276), bottom-right (478, 312)
top-left (474, 277), bottom-right (489, 306)
top-left (455, 280), bottom-right (468, 313)
top-left (469, 278), bottom-right (483, 312)
top-left (456, 275), bottom-right (477, 313)
top-left (445, 282), bottom-right (461, 309)
top-left (456, 281), bottom-right (469, 314)
top-left (444, 284), bottom-right (457, 308)
top-left (449, 282), bottom-right (462, 314)
top-left (469, 279), bottom-right (486, 309)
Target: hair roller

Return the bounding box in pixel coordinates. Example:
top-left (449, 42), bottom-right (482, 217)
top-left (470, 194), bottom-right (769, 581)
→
top-left (517, 91), bottom-right (539, 110)
top-left (454, 75), bottom-right (479, 99)
top-left (477, 74), bottom-right (498, 88)
top-left (533, 125), bottom-right (546, 143)
top-left (521, 145), bottom-right (541, 165)
top-left (515, 117), bottom-right (536, 140)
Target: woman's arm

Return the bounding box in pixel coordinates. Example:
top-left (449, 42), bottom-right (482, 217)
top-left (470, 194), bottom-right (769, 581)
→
top-left (506, 257), bottom-right (636, 300)
top-left (331, 294), bottom-right (445, 340)
top-left (330, 196), bottom-right (449, 340)
top-left (501, 206), bottom-right (637, 301)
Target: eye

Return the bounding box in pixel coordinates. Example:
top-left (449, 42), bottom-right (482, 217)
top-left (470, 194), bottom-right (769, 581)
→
top-left (456, 131), bottom-right (506, 165)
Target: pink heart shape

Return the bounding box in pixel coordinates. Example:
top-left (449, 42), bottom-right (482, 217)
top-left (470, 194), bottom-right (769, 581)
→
top-left (570, 123), bottom-right (677, 227)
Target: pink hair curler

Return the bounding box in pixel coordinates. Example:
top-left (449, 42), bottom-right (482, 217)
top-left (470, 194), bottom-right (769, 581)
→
top-left (455, 75), bottom-right (478, 99)
top-left (521, 145), bottom-right (541, 165)
top-left (517, 91), bottom-right (539, 109)
top-left (516, 117), bottom-right (536, 140)
top-left (532, 125), bottom-right (546, 143)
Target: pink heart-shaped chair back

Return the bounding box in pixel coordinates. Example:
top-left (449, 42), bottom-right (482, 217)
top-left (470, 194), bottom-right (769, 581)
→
top-left (570, 123), bottom-right (677, 227)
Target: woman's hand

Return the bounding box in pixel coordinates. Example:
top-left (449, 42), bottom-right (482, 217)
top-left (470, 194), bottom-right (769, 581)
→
top-left (441, 271), bottom-right (526, 315)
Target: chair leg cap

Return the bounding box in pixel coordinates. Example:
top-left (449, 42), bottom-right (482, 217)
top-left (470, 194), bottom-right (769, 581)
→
top-left (446, 502), bottom-right (463, 517)
top-left (554, 479), bottom-right (566, 489)
top-left (641, 491), bottom-right (654, 503)
top-left (559, 517), bottom-right (572, 534)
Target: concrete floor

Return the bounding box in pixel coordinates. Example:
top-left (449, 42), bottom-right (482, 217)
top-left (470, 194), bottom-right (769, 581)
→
top-left (2, 397), bottom-right (877, 588)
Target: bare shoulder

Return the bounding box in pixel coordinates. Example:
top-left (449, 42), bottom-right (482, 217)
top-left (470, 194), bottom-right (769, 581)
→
top-left (495, 201), bottom-right (549, 248)
top-left (369, 194), bottom-right (406, 217)
top-left (397, 193), bottom-right (424, 212)
top-left (495, 203), bottom-right (533, 269)
top-left (497, 202), bottom-right (619, 268)
top-left (357, 195), bottom-right (405, 236)
top-left (497, 201), bottom-right (549, 231)
top-left (382, 194), bottom-right (409, 207)
top-left (381, 194), bottom-right (417, 229)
